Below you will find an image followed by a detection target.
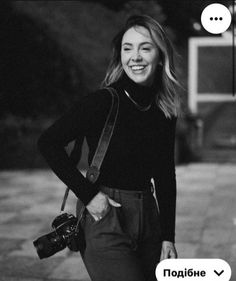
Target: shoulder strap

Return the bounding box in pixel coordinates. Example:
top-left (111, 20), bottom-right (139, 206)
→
top-left (60, 87), bottom-right (119, 212)
top-left (86, 87), bottom-right (119, 183)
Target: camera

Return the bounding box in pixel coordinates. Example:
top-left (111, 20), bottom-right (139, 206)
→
top-left (33, 213), bottom-right (79, 259)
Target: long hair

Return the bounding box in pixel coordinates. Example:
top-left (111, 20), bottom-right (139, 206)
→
top-left (101, 15), bottom-right (180, 118)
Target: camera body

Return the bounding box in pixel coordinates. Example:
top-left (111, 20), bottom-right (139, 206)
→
top-left (33, 213), bottom-right (79, 259)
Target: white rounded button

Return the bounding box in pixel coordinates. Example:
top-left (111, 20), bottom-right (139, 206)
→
top-left (201, 4), bottom-right (232, 34)
top-left (156, 259), bottom-right (231, 280)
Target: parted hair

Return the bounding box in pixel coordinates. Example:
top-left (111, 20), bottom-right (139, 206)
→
top-left (102, 15), bottom-right (180, 118)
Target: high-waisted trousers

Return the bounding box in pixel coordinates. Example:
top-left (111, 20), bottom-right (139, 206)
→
top-left (80, 185), bottom-right (162, 281)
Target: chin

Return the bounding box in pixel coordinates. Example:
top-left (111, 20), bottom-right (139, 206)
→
top-left (128, 74), bottom-right (150, 86)
top-left (134, 77), bottom-right (151, 86)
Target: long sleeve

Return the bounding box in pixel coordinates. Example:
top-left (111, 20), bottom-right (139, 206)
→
top-left (154, 116), bottom-right (177, 243)
top-left (38, 91), bottom-right (111, 205)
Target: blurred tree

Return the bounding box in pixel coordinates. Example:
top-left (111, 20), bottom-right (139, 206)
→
top-left (122, 0), bottom-right (166, 23)
top-left (12, 1), bottom-right (121, 92)
top-left (0, 2), bottom-right (84, 117)
top-left (120, 0), bottom-right (176, 40)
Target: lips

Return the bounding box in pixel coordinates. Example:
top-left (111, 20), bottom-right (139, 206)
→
top-left (129, 65), bottom-right (147, 72)
top-left (130, 65), bottom-right (146, 70)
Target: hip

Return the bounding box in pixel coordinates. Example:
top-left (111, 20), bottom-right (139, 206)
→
top-left (82, 185), bottom-right (161, 251)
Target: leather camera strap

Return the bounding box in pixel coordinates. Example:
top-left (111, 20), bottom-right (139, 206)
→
top-left (86, 87), bottom-right (119, 183)
top-left (60, 87), bottom-right (119, 213)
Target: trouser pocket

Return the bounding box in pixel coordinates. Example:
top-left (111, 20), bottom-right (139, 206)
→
top-left (84, 206), bottom-right (132, 251)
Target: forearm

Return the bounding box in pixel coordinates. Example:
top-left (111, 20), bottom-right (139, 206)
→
top-left (154, 116), bottom-right (177, 242)
top-left (38, 134), bottom-right (99, 205)
top-left (155, 173), bottom-right (176, 243)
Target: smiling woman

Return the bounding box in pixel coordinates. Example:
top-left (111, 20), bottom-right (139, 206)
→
top-left (38, 14), bottom-right (180, 281)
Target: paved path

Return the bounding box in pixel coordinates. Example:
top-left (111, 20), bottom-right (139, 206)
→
top-left (0, 163), bottom-right (235, 280)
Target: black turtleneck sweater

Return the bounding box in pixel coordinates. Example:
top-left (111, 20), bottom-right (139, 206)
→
top-left (38, 74), bottom-right (177, 242)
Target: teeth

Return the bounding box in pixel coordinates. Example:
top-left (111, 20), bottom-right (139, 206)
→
top-left (131, 65), bottom-right (145, 70)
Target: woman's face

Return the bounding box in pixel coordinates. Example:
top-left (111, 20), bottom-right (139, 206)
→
top-left (121, 26), bottom-right (160, 86)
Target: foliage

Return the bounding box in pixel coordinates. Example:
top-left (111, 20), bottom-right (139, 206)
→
top-left (0, 2), bottom-right (84, 117)
top-left (0, 115), bottom-right (50, 169)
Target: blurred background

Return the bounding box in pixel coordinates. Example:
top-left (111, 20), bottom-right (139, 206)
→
top-left (0, 0), bottom-right (235, 169)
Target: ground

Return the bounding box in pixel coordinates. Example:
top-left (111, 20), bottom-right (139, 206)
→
top-left (0, 163), bottom-right (235, 280)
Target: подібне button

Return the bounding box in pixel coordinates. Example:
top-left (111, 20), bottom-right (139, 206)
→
top-left (156, 259), bottom-right (231, 280)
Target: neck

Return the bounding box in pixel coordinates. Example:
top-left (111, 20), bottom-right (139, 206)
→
top-left (119, 73), bottom-right (157, 107)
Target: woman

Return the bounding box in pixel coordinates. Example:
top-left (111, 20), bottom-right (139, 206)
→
top-left (38, 14), bottom-right (179, 281)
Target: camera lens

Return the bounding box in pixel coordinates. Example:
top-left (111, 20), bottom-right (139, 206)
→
top-left (33, 231), bottom-right (66, 259)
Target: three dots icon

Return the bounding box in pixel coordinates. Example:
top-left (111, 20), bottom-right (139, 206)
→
top-left (210, 17), bottom-right (223, 21)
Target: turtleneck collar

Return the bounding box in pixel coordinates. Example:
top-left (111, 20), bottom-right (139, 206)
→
top-left (117, 73), bottom-right (157, 107)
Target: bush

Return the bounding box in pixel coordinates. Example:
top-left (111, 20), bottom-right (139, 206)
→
top-left (0, 115), bottom-right (51, 169)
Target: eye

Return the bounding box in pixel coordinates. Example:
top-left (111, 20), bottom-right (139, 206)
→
top-left (142, 45), bottom-right (153, 51)
top-left (123, 48), bottom-right (131, 51)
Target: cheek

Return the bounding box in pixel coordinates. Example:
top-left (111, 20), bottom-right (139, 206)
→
top-left (121, 52), bottom-right (129, 66)
top-left (149, 53), bottom-right (159, 70)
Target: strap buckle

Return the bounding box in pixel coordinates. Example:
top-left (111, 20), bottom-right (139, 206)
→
top-left (86, 166), bottom-right (100, 183)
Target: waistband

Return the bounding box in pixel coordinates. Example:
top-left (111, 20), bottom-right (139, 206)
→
top-left (100, 185), bottom-right (154, 199)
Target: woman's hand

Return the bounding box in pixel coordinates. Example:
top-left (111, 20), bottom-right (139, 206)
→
top-left (86, 191), bottom-right (121, 221)
top-left (160, 241), bottom-right (178, 260)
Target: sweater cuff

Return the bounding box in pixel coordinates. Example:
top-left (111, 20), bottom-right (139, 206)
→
top-left (161, 232), bottom-right (175, 243)
top-left (72, 181), bottom-right (100, 206)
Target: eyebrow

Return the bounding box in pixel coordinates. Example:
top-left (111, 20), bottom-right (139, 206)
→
top-left (122, 42), bottom-right (154, 46)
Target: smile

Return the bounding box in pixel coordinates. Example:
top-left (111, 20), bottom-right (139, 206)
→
top-left (129, 65), bottom-right (147, 71)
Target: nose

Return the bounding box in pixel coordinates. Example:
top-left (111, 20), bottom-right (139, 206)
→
top-left (131, 50), bottom-right (142, 62)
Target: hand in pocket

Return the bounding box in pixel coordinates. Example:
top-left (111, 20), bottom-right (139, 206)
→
top-left (86, 191), bottom-right (121, 221)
